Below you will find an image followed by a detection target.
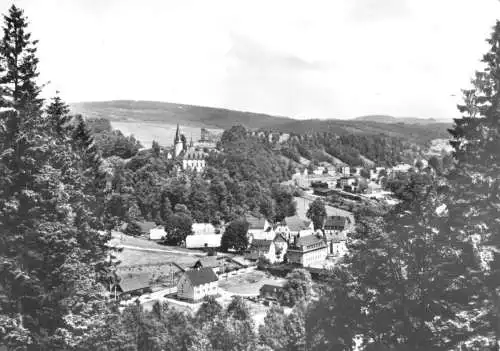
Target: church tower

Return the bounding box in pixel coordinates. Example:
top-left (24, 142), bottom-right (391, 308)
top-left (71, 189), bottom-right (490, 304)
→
top-left (174, 124), bottom-right (183, 157)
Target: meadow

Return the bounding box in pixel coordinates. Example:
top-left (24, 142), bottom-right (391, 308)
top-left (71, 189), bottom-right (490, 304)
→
top-left (110, 121), bottom-right (222, 148)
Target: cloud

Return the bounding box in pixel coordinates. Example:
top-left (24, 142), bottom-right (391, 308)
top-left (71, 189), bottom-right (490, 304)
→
top-left (349, 0), bottom-right (412, 22)
top-left (226, 32), bottom-right (328, 72)
top-left (6, 0), bottom-right (500, 120)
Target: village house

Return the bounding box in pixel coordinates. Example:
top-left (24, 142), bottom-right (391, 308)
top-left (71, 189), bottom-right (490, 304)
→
top-left (274, 222), bottom-right (291, 240)
top-left (313, 187), bottom-right (335, 197)
top-left (312, 166), bottom-right (325, 176)
top-left (149, 227), bottom-right (167, 241)
top-left (391, 163), bottom-right (412, 173)
top-left (191, 256), bottom-right (224, 274)
top-left (324, 231), bottom-right (348, 256)
top-left (323, 216), bottom-right (352, 234)
top-left (245, 215), bottom-right (272, 243)
top-left (251, 226), bottom-right (276, 241)
top-left (338, 176), bottom-right (357, 191)
top-left (128, 221), bottom-right (157, 237)
top-left (286, 233), bottom-right (328, 267)
top-left (112, 272), bottom-right (152, 299)
top-left (177, 267), bottom-right (219, 302)
top-left (326, 166), bottom-right (337, 176)
top-left (338, 166), bottom-right (350, 176)
top-left (192, 223), bottom-right (217, 235)
top-left (283, 215), bottom-right (314, 239)
top-left (278, 133), bottom-right (290, 143)
top-left (185, 234), bottom-right (222, 249)
top-left (247, 239), bottom-right (277, 263)
top-left (259, 280), bottom-right (287, 301)
top-left (273, 233), bottom-right (288, 262)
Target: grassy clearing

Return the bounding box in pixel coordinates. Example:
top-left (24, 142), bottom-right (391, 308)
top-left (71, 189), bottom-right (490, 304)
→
top-left (218, 270), bottom-right (285, 296)
top-left (110, 232), bottom-right (205, 254)
top-left (114, 249), bottom-right (199, 268)
top-left (110, 121), bottom-right (208, 148)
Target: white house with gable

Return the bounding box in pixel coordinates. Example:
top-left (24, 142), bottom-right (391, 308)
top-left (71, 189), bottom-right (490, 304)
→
top-left (177, 267), bottom-right (219, 302)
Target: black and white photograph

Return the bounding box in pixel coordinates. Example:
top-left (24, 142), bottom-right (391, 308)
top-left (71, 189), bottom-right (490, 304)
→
top-left (0, 0), bottom-right (499, 350)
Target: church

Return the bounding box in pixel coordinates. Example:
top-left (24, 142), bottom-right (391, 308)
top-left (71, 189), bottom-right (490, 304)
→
top-left (167, 124), bottom-right (208, 173)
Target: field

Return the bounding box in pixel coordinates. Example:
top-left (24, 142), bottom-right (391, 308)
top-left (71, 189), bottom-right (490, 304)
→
top-left (109, 121), bottom-right (221, 148)
top-left (218, 270), bottom-right (286, 296)
top-left (109, 231), bottom-right (204, 253)
top-left (114, 249), bottom-right (200, 268)
top-left (109, 232), bottom-right (204, 268)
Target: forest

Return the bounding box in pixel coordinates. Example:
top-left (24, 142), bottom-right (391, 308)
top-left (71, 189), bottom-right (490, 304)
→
top-left (276, 132), bottom-right (412, 167)
top-left (0, 4), bottom-right (499, 351)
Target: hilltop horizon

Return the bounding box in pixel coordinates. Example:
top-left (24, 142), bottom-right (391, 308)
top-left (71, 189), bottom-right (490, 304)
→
top-left (70, 99), bottom-right (454, 124)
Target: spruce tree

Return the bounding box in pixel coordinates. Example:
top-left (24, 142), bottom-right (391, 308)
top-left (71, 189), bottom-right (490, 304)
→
top-left (447, 20), bottom-right (500, 349)
top-left (0, 5), bottom-right (41, 114)
top-left (0, 6), bottom-right (112, 350)
top-left (308, 174), bottom-right (480, 350)
top-left (45, 92), bottom-right (71, 138)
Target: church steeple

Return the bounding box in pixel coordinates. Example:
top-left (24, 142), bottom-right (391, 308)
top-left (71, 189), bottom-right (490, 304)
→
top-left (174, 124), bottom-right (183, 158)
top-left (189, 134), bottom-right (193, 148)
top-left (174, 124), bottom-right (181, 144)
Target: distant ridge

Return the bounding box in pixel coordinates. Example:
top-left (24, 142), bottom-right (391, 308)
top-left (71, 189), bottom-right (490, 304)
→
top-left (70, 100), bottom-right (452, 143)
top-left (353, 114), bottom-right (447, 125)
top-left (70, 100), bottom-right (295, 130)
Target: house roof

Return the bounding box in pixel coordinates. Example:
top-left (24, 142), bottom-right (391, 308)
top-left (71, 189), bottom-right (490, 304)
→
top-left (251, 239), bottom-right (274, 250)
top-left (274, 233), bottom-right (287, 243)
top-left (284, 216), bottom-right (312, 232)
top-left (118, 273), bottom-right (151, 293)
top-left (192, 223), bottom-right (216, 235)
top-left (184, 267), bottom-right (218, 286)
top-left (149, 228), bottom-right (167, 240)
top-left (136, 221), bottom-right (157, 234)
top-left (193, 256), bottom-right (221, 269)
top-left (314, 188), bottom-right (335, 196)
top-left (260, 280), bottom-right (287, 290)
top-left (291, 234), bottom-right (327, 251)
top-left (324, 216), bottom-right (349, 228)
top-left (245, 215), bottom-right (267, 230)
top-left (324, 231), bottom-right (347, 243)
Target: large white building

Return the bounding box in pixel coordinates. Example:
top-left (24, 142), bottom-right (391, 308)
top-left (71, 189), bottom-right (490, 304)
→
top-left (185, 234), bottom-right (222, 249)
top-left (286, 233), bottom-right (328, 267)
top-left (169, 125), bottom-right (208, 173)
top-left (182, 149), bottom-right (207, 172)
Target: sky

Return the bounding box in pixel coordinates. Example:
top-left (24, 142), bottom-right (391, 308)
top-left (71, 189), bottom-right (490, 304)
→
top-left (2, 0), bottom-right (500, 120)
